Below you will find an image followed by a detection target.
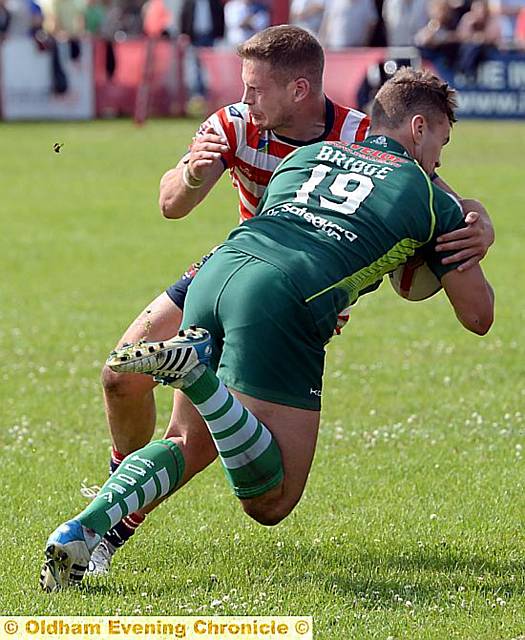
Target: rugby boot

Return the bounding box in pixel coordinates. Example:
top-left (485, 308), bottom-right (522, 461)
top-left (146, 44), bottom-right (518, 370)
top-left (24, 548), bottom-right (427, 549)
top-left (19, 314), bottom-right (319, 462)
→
top-left (106, 326), bottom-right (211, 387)
top-left (40, 519), bottom-right (100, 591)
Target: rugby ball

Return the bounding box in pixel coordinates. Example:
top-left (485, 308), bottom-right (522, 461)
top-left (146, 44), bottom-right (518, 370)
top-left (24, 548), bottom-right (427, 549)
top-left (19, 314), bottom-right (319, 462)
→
top-left (389, 254), bottom-right (442, 301)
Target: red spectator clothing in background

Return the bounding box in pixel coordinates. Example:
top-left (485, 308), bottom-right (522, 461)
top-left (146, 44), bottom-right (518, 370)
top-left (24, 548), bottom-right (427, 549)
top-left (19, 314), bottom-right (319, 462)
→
top-left (516, 6), bottom-right (525, 38)
top-left (143, 0), bottom-right (172, 36)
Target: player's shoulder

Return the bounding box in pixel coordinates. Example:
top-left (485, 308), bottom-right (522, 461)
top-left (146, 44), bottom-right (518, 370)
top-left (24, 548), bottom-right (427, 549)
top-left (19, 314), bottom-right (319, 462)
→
top-left (214, 102), bottom-right (252, 125)
top-left (277, 139), bottom-right (351, 168)
top-left (329, 100), bottom-right (370, 143)
top-left (431, 181), bottom-right (463, 215)
top-left (199, 102), bottom-right (258, 152)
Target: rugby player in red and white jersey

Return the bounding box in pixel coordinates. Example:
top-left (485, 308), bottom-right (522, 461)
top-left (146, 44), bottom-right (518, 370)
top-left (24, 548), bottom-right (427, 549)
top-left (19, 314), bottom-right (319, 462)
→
top-left (89, 26), bottom-right (494, 577)
top-left (187, 98), bottom-right (369, 223)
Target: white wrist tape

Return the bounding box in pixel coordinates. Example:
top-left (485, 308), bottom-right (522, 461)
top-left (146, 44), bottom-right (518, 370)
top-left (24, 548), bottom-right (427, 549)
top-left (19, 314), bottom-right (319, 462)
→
top-left (182, 165), bottom-right (204, 189)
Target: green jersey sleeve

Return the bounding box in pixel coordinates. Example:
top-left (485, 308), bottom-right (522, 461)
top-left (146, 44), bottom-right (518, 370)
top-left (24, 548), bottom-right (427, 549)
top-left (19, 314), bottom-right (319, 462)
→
top-left (422, 186), bottom-right (466, 280)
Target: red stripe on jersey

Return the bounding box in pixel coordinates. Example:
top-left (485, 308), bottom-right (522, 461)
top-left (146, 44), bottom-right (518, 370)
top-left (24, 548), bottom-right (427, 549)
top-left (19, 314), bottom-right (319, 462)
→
top-left (355, 116), bottom-right (371, 142)
top-left (234, 156), bottom-right (273, 187)
top-left (236, 181), bottom-right (260, 209)
top-left (215, 109), bottom-right (237, 167)
top-left (245, 124), bottom-right (263, 150)
top-left (331, 103), bottom-right (352, 139)
top-left (267, 138), bottom-right (297, 158)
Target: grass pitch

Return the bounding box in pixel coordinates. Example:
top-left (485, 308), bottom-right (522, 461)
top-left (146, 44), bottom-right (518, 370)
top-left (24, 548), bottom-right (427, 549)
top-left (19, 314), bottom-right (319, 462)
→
top-left (0, 118), bottom-right (523, 639)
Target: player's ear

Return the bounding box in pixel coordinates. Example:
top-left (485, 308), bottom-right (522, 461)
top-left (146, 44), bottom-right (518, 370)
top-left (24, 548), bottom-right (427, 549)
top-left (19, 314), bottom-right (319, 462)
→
top-left (410, 114), bottom-right (426, 145)
top-left (293, 77), bottom-right (310, 102)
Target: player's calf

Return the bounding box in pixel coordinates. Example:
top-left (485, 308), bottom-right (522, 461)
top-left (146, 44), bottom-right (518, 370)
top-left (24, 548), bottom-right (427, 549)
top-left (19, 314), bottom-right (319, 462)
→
top-left (41, 439), bottom-right (186, 591)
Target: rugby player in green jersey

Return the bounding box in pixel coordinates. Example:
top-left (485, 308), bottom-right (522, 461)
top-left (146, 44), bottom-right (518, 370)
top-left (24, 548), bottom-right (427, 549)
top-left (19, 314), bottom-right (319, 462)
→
top-left (40, 68), bottom-right (494, 591)
top-left (90, 26), bottom-right (493, 577)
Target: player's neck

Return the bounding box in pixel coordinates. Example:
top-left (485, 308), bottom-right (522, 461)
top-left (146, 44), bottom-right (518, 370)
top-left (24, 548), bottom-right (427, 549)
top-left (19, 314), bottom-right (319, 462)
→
top-left (273, 95), bottom-right (327, 142)
top-left (369, 127), bottom-right (415, 158)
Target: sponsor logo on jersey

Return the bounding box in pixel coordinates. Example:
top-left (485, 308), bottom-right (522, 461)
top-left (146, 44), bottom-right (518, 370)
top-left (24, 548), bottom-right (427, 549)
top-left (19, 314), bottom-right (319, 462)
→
top-left (238, 164), bottom-right (254, 180)
top-left (257, 135), bottom-right (269, 153)
top-left (228, 105), bottom-right (243, 119)
top-left (372, 135), bottom-right (388, 146)
top-left (350, 143), bottom-right (407, 166)
top-left (264, 203), bottom-right (358, 243)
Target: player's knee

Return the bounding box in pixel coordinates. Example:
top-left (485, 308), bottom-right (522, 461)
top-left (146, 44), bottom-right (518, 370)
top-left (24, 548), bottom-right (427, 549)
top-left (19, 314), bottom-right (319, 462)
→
top-left (101, 364), bottom-right (152, 398)
top-left (101, 365), bottom-right (126, 397)
top-left (242, 501), bottom-right (292, 527)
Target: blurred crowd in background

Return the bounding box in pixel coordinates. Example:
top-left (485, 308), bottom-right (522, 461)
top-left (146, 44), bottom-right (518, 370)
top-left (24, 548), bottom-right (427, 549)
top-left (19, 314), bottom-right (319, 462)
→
top-left (1, 0), bottom-right (525, 50)
top-left (1, 0), bottom-right (525, 102)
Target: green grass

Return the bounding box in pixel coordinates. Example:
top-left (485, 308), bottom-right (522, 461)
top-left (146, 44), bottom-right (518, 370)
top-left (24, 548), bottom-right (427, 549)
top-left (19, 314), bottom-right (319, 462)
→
top-left (0, 119), bottom-right (523, 639)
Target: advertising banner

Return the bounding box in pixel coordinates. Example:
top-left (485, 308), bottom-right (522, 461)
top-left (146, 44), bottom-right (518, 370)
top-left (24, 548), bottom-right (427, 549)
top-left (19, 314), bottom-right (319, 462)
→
top-left (1, 37), bottom-right (94, 120)
top-left (430, 51), bottom-right (525, 119)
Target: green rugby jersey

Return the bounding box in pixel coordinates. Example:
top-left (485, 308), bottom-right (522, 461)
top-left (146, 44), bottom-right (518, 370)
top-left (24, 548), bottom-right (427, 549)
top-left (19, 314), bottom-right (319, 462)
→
top-left (225, 135), bottom-right (465, 337)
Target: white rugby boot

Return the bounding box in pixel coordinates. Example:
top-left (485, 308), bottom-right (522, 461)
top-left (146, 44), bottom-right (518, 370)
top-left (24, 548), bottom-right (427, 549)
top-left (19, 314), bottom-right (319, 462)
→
top-left (40, 519), bottom-right (100, 591)
top-left (106, 326), bottom-right (211, 387)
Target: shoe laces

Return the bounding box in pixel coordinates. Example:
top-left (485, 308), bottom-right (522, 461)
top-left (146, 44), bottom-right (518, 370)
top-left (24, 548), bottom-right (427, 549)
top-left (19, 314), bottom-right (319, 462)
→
top-left (94, 539), bottom-right (117, 561)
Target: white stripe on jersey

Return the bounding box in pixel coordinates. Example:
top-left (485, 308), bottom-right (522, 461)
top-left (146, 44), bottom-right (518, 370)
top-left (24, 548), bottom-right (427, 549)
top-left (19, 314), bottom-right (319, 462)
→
top-left (340, 109), bottom-right (370, 144)
top-left (237, 187), bottom-right (257, 216)
top-left (224, 108), bottom-right (247, 152)
top-left (206, 112), bottom-right (228, 142)
top-left (235, 141), bottom-right (284, 170)
top-left (234, 167), bottom-right (268, 198)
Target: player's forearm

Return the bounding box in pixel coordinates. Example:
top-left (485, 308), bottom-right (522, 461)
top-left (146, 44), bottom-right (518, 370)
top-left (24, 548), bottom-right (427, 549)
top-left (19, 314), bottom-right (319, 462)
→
top-left (159, 165), bottom-right (213, 219)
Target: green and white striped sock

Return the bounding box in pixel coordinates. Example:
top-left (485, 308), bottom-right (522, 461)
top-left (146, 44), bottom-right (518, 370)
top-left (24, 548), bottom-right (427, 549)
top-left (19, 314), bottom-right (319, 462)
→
top-left (182, 367), bottom-right (284, 498)
top-left (77, 440), bottom-right (185, 537)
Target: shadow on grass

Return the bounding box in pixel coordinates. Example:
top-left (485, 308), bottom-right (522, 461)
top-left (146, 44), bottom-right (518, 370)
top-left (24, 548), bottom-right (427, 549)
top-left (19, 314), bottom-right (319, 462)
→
top-left (316, 544), bottom-right (525, 605)
top-left (85, 538), bottom-right (525, 607)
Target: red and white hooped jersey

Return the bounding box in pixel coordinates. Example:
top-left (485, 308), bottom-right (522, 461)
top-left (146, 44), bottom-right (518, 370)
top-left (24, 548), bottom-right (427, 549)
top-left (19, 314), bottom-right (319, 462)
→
top-left (196, 99), bottom-right (370, 222)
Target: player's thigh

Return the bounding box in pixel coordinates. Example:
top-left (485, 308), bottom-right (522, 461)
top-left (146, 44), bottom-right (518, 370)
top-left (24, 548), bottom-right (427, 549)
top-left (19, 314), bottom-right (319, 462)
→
top-left (218, 252), bottom-right (325, 508)
top-left (102, 292), bottom-right (183, 395)
top-left (180, 247), bottom-right (257, 371)
top-left (217, 250), bottom-right (326, 411)
top-left (116, 291), bottom-right (183, 346)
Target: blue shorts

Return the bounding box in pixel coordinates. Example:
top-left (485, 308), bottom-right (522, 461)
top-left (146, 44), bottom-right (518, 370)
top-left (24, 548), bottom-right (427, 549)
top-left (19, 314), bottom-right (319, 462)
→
top-left (165, 248), bottom-right (217, 309)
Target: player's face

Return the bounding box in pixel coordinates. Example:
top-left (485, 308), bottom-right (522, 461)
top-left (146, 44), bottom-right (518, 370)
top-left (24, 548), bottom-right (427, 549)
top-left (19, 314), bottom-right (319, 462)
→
top-left (417, 115), bottom-right (451, 175)
top-left (241, 59), bottom-right (296, 131)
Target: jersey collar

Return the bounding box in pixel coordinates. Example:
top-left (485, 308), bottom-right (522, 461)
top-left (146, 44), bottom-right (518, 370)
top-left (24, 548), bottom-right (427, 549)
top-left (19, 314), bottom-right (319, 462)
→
top-left (272, 96), bottom-right (334, 146)
top-left (364, 135), bottom-right (412, 158)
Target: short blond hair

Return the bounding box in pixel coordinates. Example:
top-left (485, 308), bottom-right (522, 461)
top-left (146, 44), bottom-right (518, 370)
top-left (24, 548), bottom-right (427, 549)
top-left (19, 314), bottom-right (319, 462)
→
top-left (237, 25), bottom-right (324, 91)
top-left (371, 68), bottom-right (457, 128)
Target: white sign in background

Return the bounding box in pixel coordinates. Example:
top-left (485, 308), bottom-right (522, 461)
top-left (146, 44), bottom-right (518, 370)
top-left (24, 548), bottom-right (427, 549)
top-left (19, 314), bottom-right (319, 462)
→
top-left (1, 37), bottom-right (94, 120)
